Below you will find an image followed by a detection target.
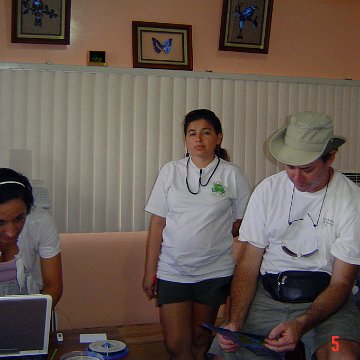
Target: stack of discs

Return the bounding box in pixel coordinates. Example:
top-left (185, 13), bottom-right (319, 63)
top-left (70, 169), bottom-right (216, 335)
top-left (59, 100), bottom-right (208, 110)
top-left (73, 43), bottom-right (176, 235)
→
top-left (60, 351), bottom-right (104, 360)
top-left (88, 340), bottom-right (129, 360)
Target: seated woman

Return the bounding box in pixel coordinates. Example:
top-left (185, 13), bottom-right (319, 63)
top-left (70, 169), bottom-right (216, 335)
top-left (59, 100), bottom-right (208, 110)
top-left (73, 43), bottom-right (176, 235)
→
top-left (0, 168), bottom-right (62, 307)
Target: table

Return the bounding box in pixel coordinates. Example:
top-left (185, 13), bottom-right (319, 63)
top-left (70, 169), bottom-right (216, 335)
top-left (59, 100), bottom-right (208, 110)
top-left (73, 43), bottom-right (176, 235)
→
top-left (48, 327), bottom-right (117, 359)
top-left (48, 325), bottom-right (168, 360)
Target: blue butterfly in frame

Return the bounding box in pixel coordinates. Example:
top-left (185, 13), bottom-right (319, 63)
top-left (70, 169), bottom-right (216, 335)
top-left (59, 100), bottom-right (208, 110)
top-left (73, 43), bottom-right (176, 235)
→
top-left (152, 38), bottom-right (173, 54)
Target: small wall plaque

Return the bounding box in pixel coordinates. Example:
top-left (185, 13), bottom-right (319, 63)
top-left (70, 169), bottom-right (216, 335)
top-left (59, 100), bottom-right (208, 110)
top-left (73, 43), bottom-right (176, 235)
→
top-left (87, 51), bottom-right (107, 66)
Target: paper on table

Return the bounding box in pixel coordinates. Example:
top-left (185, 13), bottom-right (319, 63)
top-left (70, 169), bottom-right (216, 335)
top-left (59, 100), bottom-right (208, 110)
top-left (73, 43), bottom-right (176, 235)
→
top-left (79, 333), bottom-right (108, 343)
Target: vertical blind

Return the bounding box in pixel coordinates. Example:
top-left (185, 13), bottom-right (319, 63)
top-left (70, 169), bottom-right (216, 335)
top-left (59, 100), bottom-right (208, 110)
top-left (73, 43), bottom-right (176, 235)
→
top-left (0, 64), bottom-right (359, 233)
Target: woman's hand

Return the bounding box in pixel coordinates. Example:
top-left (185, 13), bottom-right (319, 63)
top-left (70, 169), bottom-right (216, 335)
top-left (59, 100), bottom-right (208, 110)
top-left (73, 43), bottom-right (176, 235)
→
top-left (142, 272), bottom-right (157, 300)
top-left (143, 214), bottom-right (165, 301)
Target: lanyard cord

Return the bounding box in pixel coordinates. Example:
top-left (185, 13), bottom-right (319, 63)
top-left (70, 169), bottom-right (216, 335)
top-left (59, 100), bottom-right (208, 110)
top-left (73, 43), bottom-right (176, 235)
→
top-left (307, 171), bottom-right (330, 227)
top-left (186, 156), bottom-right (220, 195)
top-left (288, 171), bottom-right (330, 227)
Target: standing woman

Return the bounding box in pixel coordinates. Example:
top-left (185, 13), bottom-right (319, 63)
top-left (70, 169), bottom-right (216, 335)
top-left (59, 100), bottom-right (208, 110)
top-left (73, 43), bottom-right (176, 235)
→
top-left (143, 109), bottom-right (251, 360)
top-left (0, 168), bottom-right (63, 307)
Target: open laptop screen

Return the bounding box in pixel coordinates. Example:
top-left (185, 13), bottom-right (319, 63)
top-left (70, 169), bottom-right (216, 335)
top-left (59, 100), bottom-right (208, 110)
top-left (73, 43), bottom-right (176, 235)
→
top-left (0, 294), bottom-right (52, 357)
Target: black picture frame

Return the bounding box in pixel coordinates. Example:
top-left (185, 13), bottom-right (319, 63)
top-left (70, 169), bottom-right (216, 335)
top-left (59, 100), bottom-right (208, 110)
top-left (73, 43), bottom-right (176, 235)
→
top-left (219, 0), bottom-right (273, 53)
top-left (88, 51), bottom-right (107, 66)
top-left (132, 21), bottom-right (193, 71)
top-left (12, 0), bottom-right (71, 45)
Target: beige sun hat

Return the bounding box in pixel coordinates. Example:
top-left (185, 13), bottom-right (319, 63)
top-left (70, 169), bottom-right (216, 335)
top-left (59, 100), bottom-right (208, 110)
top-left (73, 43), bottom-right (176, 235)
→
top-left (269, 111), bottom-right (346, 166)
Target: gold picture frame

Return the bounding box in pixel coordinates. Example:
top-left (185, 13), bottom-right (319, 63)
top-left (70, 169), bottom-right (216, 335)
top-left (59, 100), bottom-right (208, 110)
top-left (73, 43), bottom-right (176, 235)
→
top-left (132, 21), bottom-right (193, 71)
top-left (87, 51), bottom-right (107, 67)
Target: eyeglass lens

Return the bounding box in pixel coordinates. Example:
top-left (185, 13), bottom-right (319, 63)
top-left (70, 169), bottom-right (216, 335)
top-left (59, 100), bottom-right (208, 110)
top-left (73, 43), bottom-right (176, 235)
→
top-left (281, 215), bottom-right (319, 258)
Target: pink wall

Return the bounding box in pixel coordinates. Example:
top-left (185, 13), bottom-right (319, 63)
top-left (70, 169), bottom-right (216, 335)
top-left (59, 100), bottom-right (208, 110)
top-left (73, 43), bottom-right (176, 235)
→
top-left (1, 0), bottom-right (360, 80)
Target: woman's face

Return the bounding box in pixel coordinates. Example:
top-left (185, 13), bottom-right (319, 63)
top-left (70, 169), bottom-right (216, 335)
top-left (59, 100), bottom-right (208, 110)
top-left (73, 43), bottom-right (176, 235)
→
top-left (185, 119), bottom-right (222, 161)
top-left (0, 199), bottom-right (27, 250)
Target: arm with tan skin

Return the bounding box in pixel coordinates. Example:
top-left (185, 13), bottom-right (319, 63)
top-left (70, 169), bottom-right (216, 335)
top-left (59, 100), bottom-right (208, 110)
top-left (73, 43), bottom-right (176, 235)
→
top-left (142, 214), bottom-right (166, 300)
top-left (231, 219), bottom-right (242, 238)
top-left (217, 242), bottom-right (265, 352)
top-left (40, 253), bottom-right (63, 308)
top-left (265, 259), bottom-right (359, 352)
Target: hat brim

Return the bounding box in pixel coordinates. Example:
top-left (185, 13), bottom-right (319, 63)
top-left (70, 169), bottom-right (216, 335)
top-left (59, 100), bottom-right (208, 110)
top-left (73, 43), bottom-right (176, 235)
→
top-left (269, 126), bottom-right (346, 166)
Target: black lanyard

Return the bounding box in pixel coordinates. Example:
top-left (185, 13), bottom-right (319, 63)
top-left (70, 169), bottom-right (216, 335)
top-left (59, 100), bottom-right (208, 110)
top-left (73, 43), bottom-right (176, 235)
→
top-left (288, 171), bottom-right (330, 227)
top-left (186, 156), bottom-right (220, 195)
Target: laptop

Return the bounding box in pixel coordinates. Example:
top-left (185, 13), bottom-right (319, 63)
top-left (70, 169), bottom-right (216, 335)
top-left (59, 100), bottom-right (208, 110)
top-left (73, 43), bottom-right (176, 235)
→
top-left (0, 294), bottom-right (52, 359)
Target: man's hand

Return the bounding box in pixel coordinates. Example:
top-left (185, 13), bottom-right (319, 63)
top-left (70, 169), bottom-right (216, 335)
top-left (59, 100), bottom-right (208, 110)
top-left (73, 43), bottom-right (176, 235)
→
top-left (264, 319), bottom-right (304, 352)
top-left (216, 323), bottom-right (240, 353)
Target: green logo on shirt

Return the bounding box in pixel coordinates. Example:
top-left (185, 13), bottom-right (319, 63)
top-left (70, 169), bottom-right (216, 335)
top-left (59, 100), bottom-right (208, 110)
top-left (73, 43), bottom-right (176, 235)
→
top-left (211, 182), bottom-right (225, 194)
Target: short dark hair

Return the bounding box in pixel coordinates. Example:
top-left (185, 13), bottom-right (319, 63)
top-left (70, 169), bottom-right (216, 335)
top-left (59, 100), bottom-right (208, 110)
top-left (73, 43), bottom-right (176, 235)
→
top-left (320, 151), bottom-right (335, 163)
top-left (0, 168), bottom-right (34, 213)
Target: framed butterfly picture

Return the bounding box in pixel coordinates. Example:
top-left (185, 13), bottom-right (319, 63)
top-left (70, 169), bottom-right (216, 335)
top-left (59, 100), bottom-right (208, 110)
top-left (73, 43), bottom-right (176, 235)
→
top-left (132, 21), bottom-right (193, 71)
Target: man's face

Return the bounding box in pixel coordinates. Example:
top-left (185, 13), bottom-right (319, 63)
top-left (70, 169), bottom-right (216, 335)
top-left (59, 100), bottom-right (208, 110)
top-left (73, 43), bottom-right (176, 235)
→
top-left (285, 153), bottom-right (335, 193)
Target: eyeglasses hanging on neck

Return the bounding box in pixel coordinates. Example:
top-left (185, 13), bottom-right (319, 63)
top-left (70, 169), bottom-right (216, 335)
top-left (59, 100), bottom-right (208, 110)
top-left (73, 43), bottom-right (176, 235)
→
top-left (283, 175), bottom-right (330, 258)
top-left (288, 174), bottom-right (330, 227)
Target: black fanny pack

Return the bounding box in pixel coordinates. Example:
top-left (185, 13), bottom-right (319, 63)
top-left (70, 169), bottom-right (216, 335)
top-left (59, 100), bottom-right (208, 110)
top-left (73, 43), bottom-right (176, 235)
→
top-left (261, 271), bottom-right (331, 303)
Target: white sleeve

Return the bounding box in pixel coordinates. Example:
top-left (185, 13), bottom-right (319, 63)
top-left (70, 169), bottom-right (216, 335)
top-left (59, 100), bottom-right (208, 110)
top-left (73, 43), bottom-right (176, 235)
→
top-left (144, 163), bottom-right (169, 218)
top-left (330, 190), bottom-right (360, 265)
top-left (239, 180), bottom-right (269, 249)
top-left (232, 166), bottom-right (251, 221)
top-left (36, 209), bottom-right (61, 258)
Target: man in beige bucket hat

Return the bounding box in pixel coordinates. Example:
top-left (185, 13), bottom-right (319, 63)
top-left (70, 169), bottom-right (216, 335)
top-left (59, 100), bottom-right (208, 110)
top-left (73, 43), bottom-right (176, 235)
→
top-left (209, 111), bottom-right (360, 359)
top-left (269, 111), bottom-right (346, 166)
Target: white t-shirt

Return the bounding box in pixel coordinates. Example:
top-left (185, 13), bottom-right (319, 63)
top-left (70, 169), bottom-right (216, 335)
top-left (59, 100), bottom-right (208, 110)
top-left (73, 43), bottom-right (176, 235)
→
top-left (240, 171), bottom-right (360, 275)
top-left (145, 157), bottom-right (251, 282)
top-left (16, 206), bottom-right (61, 293)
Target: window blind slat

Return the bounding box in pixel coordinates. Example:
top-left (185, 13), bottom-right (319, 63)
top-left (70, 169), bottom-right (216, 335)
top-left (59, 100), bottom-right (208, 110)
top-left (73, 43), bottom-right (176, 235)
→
top-left (0, 67), bottom-right (358, 232)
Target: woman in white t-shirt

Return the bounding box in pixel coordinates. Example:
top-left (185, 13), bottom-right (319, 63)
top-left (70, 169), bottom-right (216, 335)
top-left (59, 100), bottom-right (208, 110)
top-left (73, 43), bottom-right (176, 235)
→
top-left (0, 168), bottom-right (62, 308)
top-left (143, 109), bottom-right (251, 360)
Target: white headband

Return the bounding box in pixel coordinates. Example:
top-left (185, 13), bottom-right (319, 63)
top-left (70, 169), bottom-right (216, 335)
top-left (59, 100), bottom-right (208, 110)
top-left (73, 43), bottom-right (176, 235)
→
top-left (0, 181), bottom-right (25, 187)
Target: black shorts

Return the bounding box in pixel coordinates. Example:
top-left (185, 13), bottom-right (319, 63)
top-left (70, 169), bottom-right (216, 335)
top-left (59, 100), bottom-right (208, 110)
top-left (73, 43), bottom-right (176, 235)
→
top-left (157, 276), bottom-right (232, 306)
